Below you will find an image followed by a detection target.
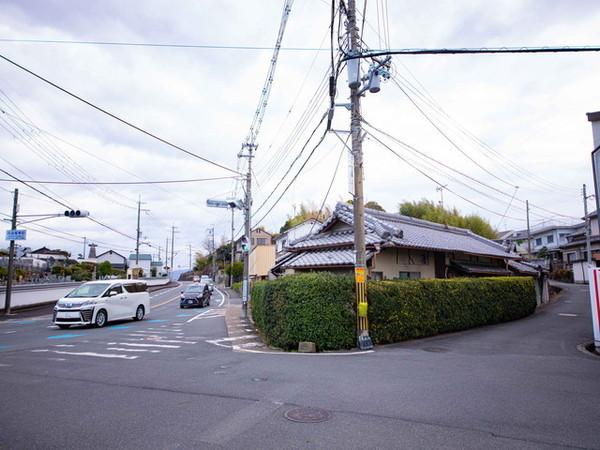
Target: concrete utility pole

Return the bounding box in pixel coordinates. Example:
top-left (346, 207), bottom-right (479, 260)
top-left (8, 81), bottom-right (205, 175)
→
top-left (210, 227), bottom-right (216, 279)
top-left (230, 206), bottom-right (235, 288)
top-left (347, 0), bottom-right (372, 350)
top-left (583, 184), bottom-right (592, 266)
top-left (436, 185), bottom-right (446, 209)
top-left (82, 236), bottom-right (86, 259)
top-left (239, 143), bottom-right (255, 319)
top-left (526, 199), bottom-right (532, 259)
top-left (134, 196), bottom-right (144, 266)
top-left (165, 238), bottom-right (169, 271)
top-left (4, 188), bottom-right (18, 315)
top-left (170, 226), bottom-right (176, 277)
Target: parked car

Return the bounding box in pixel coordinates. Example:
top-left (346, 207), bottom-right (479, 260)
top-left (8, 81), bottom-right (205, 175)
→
top-left (180, 283), bottom-right (211, 308)
top-left (200, 275), bottom-right (214, 292)
top-left (53, 280), bottom-right (150, 329)
top-left (192, 275), bottom-right (200, 282)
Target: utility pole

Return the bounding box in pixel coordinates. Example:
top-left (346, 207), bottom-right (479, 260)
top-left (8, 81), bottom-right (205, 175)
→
top-left (165, 238), bottom-right (169, 271)
top-left (526, 199), bottom-right (532, 259)
top-left (239, 143), bottom-right (255, 319)
top-left (4, 188), bottom-right (18, 315)
top-left (347, 0), bottom-right (372, 350)
top-left (230, 206), bottom-right (235, 288)
top-left (188, 243), bottom-right (192, 270)
top-left (170, 225), bottom-right (176, 276)
top-left (211, 228), bottom-right (216, 280)
top-left (82, 236), bottom-right (87, 259)
top-left (583, 184), bottom-right (592, 266)
top-left (135, 196), bottom-right (142, 266)
top-left (436, 185), bottom-right (446, 209)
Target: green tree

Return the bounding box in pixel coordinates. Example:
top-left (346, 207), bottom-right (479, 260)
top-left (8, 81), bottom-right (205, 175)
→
top-left (365, 201), bottom-right (386, 212)
top-left (224, 261), bottom-right (244, 282)
top-left (98, 261), bottom-right (112, 278)
top-left (0, 266), bottom-right (7, 280)
top-left (398, 199), bottom-right (496, 239)
top-left (280, 202), bottom-right (331, 233)
top-left (194, 252), bottom-right (210, 273)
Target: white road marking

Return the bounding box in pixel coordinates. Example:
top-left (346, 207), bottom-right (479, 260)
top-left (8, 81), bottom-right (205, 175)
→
top-left (3, 331), bottom-right (17, 334)
top-left (114, 342), bottom-right (180, 349)
top-left (214, 287), bottom-right (226, 307)
top-left (0, 363), bottom-right (11, 367)
top-left (187, 309), bottom-right (218, 323)
top-left (172, 322), bottom-right (184, 326)
top-left (53, 350), bottom-right (138, 360)
top-left (124, 334), bottom-right (197, 344)
top-left (54, 344), bottom-right (75, 347)
top-left (106, 347), bottom-right (160, 353)
top-left (146, 328), bottom-right (182, 332)
top-left (31, 349), bottom-right (49, 353)
top-left (214, 335), bottom-right (258, 342)
top-left (47, 358), bottom-right (66, 361)
top-left (559, 313), bottom-right (578, 317)
top-left (153, 291), bottom-right (182, 308)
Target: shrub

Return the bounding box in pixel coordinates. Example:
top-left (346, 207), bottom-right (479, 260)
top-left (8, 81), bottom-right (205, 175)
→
top-left (550, 268), bottom-right (573, 282)
top-left (369, 277), bottom-right (537, 344)
top-left (232, 281), bottom-right (242, 294)
top-left (251, 273), bottom-right (355, 351)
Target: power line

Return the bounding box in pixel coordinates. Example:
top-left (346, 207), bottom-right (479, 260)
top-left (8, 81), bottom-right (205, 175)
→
top-left (0, 53), bottom-right (241, 175)
top-left (0, 168), bottom-right (72, 209)
top-left (343, 45), bottom-right (600, 60)
top-left (0, 176), bottom-right (236, 185)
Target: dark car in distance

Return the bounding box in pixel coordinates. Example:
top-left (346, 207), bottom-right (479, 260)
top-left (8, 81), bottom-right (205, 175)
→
top-left (180, 283), bottom-right (211, 308)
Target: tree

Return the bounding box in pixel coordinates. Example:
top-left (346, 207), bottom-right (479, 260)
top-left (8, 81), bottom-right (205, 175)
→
top-left (194, 252), bottom-right (210, 273)
top-left (398, 199), bottom-right (496, 239)
top-left (224, 261), bottom-right (244, 282)
top-left (98, 261), bottom-right (112, 278)
top-left (280, 202), bottom-right (331, 233)
top-left (365, 201), bottom-right (386, 212)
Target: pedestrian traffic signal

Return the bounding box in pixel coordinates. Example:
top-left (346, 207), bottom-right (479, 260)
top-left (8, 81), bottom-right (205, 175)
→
top-left (241, 236), bottom-right (249, 253)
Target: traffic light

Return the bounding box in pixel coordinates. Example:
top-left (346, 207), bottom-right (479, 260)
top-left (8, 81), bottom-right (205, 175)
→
top-left (64, 210), bottom-right (90, 218)
top-left (241, 236), bottom-right (249, 253)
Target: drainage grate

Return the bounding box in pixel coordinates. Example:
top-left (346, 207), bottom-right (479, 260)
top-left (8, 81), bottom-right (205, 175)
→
top-left (284, 407), bottom-right (332, 423)
top-left (422, 347), bottom-right (449, 353)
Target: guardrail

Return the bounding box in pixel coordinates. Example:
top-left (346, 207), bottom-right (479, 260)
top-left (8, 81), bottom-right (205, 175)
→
top-left (0, 282), bottom-right (82, 293)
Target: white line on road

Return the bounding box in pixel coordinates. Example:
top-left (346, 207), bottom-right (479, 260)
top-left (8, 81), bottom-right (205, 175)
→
top-left (208, 335), bottom-right (258, 343)
top-left (124, 334), bottom-right (197, 344)
top-left (114, 342), bottom-right (180, 349)
top-left (31, 349), bottom-right (49, 353)
top-left (53, 350), bottom-right (138, 360)
top-left (47, 357), bottom-right (66, 361)
top-left (106, 347), bottom-right (160, 353)
top-left (153, 293), bottom-right (182, 309)
top-left (187, 309), bottom-right (218, 323)
top-left (3, 331), bottom-right (17, 334)
top-left (146, 328), bottom-right (182, 332)
top-left (54, 344), bottom-right (75, 347)
top-left (214, 287), bottom-right (226, 307)
top-left (0, 363), bottom-right (11, 367)
top-left (559, 313), bottom-right (578, 317)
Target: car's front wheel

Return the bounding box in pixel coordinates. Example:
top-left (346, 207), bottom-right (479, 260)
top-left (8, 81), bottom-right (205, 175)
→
top-left (134, 305), bottom-right (145, 321)
top-left (95, 309), bottom-right (107, 328)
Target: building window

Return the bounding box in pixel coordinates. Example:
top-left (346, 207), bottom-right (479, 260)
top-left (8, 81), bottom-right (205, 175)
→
top-left (535, 238), bottom-right (542, 246)
top-left (256, 238), bottom-right (267, 245)
top-left (567, 252), bottom-right (576, 263)
top-left (547, 235), bottom-right (554, 244)
top-left (407, 250), bottom-right (428, 265)
top-left (371, 271), bottom-right (383, 281)
top-left (399, 271), bottom-right (421, 280)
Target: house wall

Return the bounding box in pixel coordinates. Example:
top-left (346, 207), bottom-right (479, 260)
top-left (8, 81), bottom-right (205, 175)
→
top-left (371, 247), bottom-right (435, 280)
top-left (250, 245), bottom-right (276, 278)
top-left (97, 252), bottom-right (127, 267)
top-left (128, 259), bottom-right (151, 274)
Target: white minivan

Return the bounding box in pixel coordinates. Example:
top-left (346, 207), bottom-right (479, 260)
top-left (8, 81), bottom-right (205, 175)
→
top-left (53, 280), bottom-right (150, 329)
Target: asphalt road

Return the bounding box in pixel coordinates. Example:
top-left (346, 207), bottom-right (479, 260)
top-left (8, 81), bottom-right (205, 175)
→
top-left (0, 281), bottom-right (598, 449)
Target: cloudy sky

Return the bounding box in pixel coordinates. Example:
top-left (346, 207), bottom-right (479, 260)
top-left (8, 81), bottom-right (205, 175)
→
top-left (1, 0), bottom-right (599, 268)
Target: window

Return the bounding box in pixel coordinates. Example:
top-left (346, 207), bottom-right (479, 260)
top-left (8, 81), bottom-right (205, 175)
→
top-left (547, 235), bottom-right (554, 244)
top-left (567, 252), bottom-right (577, 263)
top-left (535, 238), bottom-right (542, 246)
top-left (407, 250), bottom-right (428, 265)
top-left (371, 271), bottom-right (383, 281)
top-left (399, 271), bottom-right (421, 280)
top-left (257, 238), bottom-right (267, 245)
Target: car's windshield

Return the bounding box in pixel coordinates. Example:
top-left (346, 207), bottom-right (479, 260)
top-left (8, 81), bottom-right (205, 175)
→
top-left (185, 285), bottom-right (205, 293)
top-left (65, 283), bottom-right (110, 298)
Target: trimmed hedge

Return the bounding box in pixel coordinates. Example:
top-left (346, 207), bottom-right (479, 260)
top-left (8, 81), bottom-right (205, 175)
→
top-left (251, 273), bottom-right (355, 351)
top-left (368, 277), bottom-right (537, 344)
top-left (251, 273), bottom-right (537, 351)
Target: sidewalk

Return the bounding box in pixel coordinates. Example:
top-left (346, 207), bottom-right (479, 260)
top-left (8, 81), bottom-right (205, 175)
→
top-left (220, 287), bottom-right (267, 351)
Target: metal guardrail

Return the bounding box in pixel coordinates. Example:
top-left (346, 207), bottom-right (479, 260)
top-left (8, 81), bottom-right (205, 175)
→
top-left (0, 282), bottom-right (82, 294)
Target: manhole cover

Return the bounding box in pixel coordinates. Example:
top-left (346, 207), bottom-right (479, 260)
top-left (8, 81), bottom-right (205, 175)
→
top-left (251, 377), bottom-right (268, 382)
top-left (422, 347), bottom-right (449, 353)
top-left (284, 407), bottom-right (332, 423)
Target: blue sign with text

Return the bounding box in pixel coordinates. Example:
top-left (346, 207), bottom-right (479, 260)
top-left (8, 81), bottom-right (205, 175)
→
top-left (5, 229), bottom-right (26, 241)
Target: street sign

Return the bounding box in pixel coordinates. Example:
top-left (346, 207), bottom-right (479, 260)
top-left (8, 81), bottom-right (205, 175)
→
top-left (588, 268), bottom-right (600, 350)
top-left (5, 229), bottom-right (26, 241)
top-left (206, 199), bottom-right (231, 209)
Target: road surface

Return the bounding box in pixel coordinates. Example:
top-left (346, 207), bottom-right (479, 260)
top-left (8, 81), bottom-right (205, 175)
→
top-left (0, 281), bottom-right (598, 449)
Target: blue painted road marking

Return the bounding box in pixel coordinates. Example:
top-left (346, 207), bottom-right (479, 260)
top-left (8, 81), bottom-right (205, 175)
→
top-left (0, 345), bottom-right (13, 350)
top-left (148, 319), bottom-right (167, 323)
top-left (176, 314), bottom-right (192, 317)
top-left (13, 320), bottom-right (36, 325)
top-left (111, 325), bottom-right (131, 330)
top-left (48, 333), bottom-right (85, 340)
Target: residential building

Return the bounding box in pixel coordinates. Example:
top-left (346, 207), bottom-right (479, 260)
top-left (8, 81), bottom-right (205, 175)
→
top-left (272, 202), bottom-right (535, 280)
top-left (96, 250), bottom-right (128, 270)
top-left (561, 211), bottom-right (600, 283)
top-left (128, 253), bottom-right (152, 276)
top-left (151, 260), bottom-right (167, 277)
top-left (233, 228), bottom-right (276, 280)
top-left (275, 218), bottom-right (321, 255)
top-left (234, 228), bottom-right (274, 262)
top-left (498, 224), bottom-right (581, 259)
top-left (26, 247), bottom-right (70, 268)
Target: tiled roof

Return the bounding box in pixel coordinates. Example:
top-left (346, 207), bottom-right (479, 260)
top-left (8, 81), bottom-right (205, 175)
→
top-left (298, 202), bottom-right (516, 259)
top-left (451, 261), bottom-right (513, 276)
top-left (507, 260), bottom-right (539, 275)
top-left (282, 248), bottom-right (373, 269)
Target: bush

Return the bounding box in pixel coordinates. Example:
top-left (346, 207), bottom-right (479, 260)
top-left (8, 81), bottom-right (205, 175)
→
top-left (251, 273), bottom-right (356, 351)
top-left (252, 273), bottom-right (537, 351)
top-left (550, 268), bottom-right (573, 282)
top-left (232, 281), bottom-right (242, 294)
top-left (369, 277), bottom-right (537, 344)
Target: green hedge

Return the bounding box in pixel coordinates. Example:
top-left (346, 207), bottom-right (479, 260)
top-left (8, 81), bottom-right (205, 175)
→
top-left (251, 274), bottom-right (537, 351)
top-left (368, 277), bottom-right (537, 344)
top-left (251, 273), bottom-right (355, 351)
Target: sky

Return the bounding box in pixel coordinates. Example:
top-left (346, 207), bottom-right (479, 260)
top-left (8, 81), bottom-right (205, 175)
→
top-left (1, 0), bottom-right (600, 269)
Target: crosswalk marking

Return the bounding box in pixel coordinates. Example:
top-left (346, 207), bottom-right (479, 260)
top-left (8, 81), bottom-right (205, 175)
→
top-left (53, 350), bottom-right (138, 360)
top-left (106, 347), bottom-right (160, 353)
top-left (113, 342), bottom-right (180, 349)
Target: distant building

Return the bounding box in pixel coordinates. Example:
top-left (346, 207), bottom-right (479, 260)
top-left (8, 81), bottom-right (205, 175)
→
top-left (275, 218), bottom-right (321, 255)
top-left (96, 250), bottom-right (128, 270)
top-left (128, 253), bottom-right (152, 276)
top-left (27, 247), bottom-right (70, 268)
